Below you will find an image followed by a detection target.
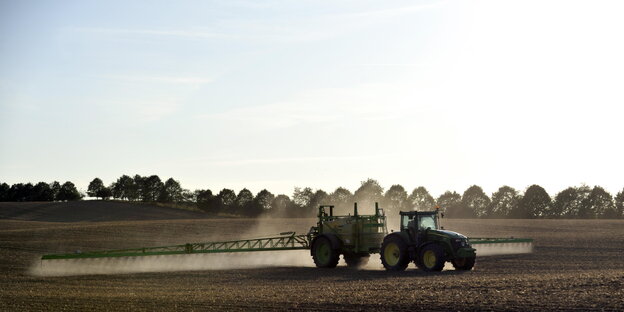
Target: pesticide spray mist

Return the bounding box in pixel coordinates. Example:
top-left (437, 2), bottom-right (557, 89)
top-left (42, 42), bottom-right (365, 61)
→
top-left (31, 218), bottom-right (318, 276)
top-left (31, 243), bottom-right (532, 276)
top-left (473, 242), bottom-right (533, 256)
top-left (31, 250), bottom-right (315, 277)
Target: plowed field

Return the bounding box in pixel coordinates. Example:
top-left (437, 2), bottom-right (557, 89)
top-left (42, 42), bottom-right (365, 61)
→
top-left (1, 208), bottom-right (622, 311)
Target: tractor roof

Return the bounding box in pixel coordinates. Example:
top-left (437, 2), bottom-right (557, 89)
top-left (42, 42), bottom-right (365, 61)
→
top-left (399, 210), bottom-right (438, 216)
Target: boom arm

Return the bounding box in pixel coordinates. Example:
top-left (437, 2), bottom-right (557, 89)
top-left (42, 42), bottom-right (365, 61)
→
top-left (42, 232), bottom-right (310, 260)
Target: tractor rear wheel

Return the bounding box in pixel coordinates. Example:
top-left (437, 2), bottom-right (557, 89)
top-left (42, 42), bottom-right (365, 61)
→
top-left (452, 257), bottom-right (475, 270)
top-left (380, 235), bottom-right (409, 271)
top-left (312, 236), bottom-right (339, 268)
top-left (419, 244), bottom-right (445, 272)
top-left (344, 254), bottom-right (370, 268)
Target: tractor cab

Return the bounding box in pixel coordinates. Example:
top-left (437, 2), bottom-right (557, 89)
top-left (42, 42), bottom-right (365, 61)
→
top-left (399, 210), bottom-right (441, 248)
top-left (400, 211), bottom-right (439, 233)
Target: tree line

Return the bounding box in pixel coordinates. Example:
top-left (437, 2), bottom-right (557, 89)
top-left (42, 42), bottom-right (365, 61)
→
top-left (1, 177), bottom-right (623, 219)
top-left (0, 181), bottom-right (82, 201)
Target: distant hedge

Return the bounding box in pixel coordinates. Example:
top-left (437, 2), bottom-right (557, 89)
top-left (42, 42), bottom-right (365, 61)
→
top-left (0, 181), bottom-right (81, 201)
top-left (2, 177), bottom-right (622, 219)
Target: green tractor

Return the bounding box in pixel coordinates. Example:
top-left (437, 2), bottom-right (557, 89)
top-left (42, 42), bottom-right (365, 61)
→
top-left (309, 203), bottom-right (387, 268)
top-left (380, 209), bottom-right (476, 271)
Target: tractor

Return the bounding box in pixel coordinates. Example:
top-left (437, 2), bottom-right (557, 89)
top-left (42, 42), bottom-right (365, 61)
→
top-left (380, 209), bottom-right (476, 271)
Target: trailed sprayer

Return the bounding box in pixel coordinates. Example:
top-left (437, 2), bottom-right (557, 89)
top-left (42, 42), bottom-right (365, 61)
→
top-left (41, 203), bottom-right (533, 271)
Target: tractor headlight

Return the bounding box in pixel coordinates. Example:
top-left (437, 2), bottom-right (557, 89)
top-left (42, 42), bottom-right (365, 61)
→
top-left (452, 238), bottom-right (461, 249)
top-left (453, 238), bottom-right (467, 248)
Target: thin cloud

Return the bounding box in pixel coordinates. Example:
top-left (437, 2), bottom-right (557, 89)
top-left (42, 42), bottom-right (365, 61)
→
top-left (228, 2), bottom-right (444, 42)
top-left (188, 154), bottom-right (396, 167)
top-left (351, 63), bottom-right (431, 67)
top-left (93, 98), bottom-right (182, 122)
top-left (197, 99), bottom-right (400, 128)
top-left (69, 2), bottom-right (442, 44)
top-left (102, 75), bottom-right (214, 85)
top-left (197, 83), bottom-right (426, 128)
top-left (71, 27), bottom-right (233, 40)
top-left (138, 101), bottom-right (179, 122)
top-left (334, 2), bottom-right (445, 20)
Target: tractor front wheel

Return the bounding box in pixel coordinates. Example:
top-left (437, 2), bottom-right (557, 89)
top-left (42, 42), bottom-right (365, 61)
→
top-left (312, 236), bottom-right (339, 268)
top-left (380, 235), bottom-right (409, 271)
top-left (452, 257), bottom-right (475, 271)
top-left (344, 254), bottom-right (370, 268)
top-left (419, 244), bottom-right (445, 272)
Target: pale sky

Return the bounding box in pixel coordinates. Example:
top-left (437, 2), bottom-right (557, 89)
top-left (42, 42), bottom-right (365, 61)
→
top-left (1, 0), bottom-right (623, 197)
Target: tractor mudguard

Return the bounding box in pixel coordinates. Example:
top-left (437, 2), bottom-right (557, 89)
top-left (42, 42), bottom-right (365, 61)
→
top-left (382, 232), bottom-right (413, 258)
top-left (310, 234), bottom-right (342, 256)
top-left (418, 241), bottom-right (448, 256)
top-left (383, 232), bottom-right (407, 245)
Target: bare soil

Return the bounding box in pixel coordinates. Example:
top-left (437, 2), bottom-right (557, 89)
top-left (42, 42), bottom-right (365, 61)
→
top-left (0, 201), bottom-right (208, 222)
top-left (0, 202), bottom-right (622, 311)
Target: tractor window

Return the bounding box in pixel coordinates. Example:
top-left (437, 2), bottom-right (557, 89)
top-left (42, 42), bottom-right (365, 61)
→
top-left (401, 215), bottom-right (415, 229)
top-left (418, 215), bottom-right (437, 230)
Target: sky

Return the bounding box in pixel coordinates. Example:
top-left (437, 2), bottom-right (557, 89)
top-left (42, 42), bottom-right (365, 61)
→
top-left (1, 0), bottom-right (623, 197)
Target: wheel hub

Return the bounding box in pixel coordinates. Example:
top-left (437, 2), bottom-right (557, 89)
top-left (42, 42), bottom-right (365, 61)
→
top-left (423, 250), bottom-right (436, 268)
top-left (384, 243), bottom-right (400, 266)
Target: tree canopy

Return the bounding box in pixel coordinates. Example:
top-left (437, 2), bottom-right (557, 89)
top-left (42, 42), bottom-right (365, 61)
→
top-left (408, 187), bottom-right (435, 211)
top-left (354, 178), bottom-right (384, 213)
top-left (56, 181), bottom-right (82, 201)
top-left (461, 185), bottom-right (491, 218)
top-left (437, 191), bottom-right (462, 217)
top-left (614, 189), bottom-right (624, 218)
top-left (384, 184), bottom-right (408, 214)
top-left (2, 176), bottom-right (622, 219)
top-left (488, 186), bottom-right (519, 218)
top-left (512, 185), bottom-right (551, 218)
top-left (584, 186), bottom-right (615, 218)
